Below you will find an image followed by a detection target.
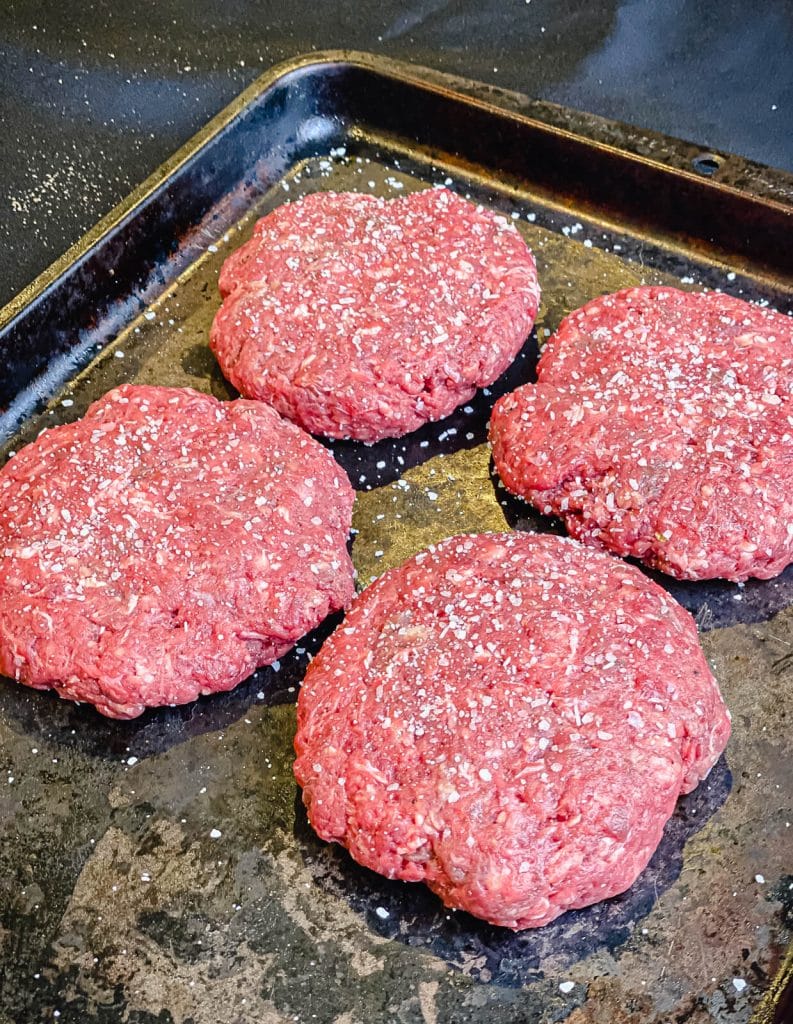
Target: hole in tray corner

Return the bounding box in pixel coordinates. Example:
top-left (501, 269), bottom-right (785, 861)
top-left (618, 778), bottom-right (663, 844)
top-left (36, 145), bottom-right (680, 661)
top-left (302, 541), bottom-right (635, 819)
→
top-left (691, 152), bottom-right (725, 177)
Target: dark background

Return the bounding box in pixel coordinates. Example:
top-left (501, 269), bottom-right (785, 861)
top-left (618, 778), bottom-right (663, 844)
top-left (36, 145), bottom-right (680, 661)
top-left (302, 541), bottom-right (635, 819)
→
top-left (1, 0), bottom-right (792, 310)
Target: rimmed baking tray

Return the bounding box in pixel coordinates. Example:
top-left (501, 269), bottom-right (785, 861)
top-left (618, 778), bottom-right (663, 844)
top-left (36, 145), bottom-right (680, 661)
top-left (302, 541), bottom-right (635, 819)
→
top-left (0, 51), bottom-right (791, 1024)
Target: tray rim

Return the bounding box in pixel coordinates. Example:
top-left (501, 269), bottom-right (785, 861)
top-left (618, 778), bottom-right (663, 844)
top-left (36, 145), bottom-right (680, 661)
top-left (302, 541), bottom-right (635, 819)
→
top-left (2, 48), bottom-right (792, 341)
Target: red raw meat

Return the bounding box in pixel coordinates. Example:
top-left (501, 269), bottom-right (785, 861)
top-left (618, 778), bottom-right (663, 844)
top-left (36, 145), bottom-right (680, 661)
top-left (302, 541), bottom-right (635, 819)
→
top-left (294, 532), bottom-right (730, 929)
top-left (210, 188), bottom-right (540, 441)
top-left (490, 286), bottom-right (793, 581)
top-left (0, 385), bottom-right (355, 718)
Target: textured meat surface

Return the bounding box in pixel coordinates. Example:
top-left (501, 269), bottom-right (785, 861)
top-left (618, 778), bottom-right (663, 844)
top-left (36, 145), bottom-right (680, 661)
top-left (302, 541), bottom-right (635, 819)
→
top-left (489, 286), bottom-right (793, 581)
top-left (0, 385), bottom-right (355, 719)
top-left (210, 188), bottom-right (540, 442)
top-left (294, 532), bottom-right (730, 930)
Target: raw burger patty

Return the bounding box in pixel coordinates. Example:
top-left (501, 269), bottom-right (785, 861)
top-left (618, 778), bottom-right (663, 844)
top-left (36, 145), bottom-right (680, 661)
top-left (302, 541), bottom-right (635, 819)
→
top-left (210, 188), bottom-right (540, 442)
top-left (0, 385), bottom-right (355, 719)
top-left (294, 532), bottom-right (730, 930)
top-left (490, 286), bottom-right (793, 581)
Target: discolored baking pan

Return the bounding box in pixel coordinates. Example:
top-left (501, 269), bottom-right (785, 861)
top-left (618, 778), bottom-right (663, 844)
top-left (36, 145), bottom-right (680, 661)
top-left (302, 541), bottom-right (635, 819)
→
top-left (0, 52), bottom-right (791, 1024)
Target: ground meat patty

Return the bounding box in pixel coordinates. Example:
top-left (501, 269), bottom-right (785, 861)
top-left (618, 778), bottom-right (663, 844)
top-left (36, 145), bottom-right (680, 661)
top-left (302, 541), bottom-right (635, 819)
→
top-left (210, 188), bottom-right (540, 442)
top-left (0, 385), bottom-right (355, 719)
top-left (294, 532), bottom-right (730, 930)
top-left (490, 286), bottom-right (793, 581)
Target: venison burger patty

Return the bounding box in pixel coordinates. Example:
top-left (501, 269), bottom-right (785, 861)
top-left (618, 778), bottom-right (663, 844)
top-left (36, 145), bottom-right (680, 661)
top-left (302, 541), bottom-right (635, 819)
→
top-left (0, 385), bottom-right (355, 718)
top-left (294, 532), bottom-right (730, 929)
top-left (490, 286), bottom-right (793, 581)
top-left (210, 188), bottom-right (540, 442)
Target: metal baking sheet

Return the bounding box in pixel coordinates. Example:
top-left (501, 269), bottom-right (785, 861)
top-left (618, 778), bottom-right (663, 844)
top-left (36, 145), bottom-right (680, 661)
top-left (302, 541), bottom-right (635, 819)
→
top-left (0, 52), bottom-right (791, 1024)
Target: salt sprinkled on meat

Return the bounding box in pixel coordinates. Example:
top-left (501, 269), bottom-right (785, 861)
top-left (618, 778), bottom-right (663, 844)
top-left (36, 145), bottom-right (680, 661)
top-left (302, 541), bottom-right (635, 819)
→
top-left (490, 286), bottom-right (793, 581)
top-left (210, 188), bottom-right (540, 441)
top-left (294, 532), bottom-right (730, 929)
top-left (0, 385), bottom-right (355, 718)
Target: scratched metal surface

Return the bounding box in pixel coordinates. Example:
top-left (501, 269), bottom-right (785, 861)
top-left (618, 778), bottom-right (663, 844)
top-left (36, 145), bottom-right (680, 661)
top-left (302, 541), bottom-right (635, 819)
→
top-left (0, 65), bottom-right (792, 1024)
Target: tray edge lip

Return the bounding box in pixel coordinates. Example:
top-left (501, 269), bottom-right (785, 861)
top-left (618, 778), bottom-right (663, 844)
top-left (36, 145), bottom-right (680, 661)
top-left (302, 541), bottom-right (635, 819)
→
top-left (0, 50), bottom-right (347, 336)
top-left (3, 48), bottom-right (792, 339)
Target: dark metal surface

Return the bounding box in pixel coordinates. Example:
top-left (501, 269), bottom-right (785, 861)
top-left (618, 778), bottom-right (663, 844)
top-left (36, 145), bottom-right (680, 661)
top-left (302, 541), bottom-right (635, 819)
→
top-left (0, 54), bottom-right (791, 1024)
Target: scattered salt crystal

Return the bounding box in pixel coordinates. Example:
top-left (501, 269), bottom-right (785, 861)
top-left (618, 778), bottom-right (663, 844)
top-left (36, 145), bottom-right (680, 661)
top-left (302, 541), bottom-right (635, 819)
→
top-left (732, 978), bottom-right (747, 993)
top-left (375, 906), bottom-right (389, 919)
top-left (210, 828), bottom-right (222, 839)
top-left (755, 874), bottom-right (765, 884)
top-left (126, 756), bottom-right (138, 766)
top-left (143, 310), bottom-right (156, 321)
top-left (559, 981), bottom-right (575, 994)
